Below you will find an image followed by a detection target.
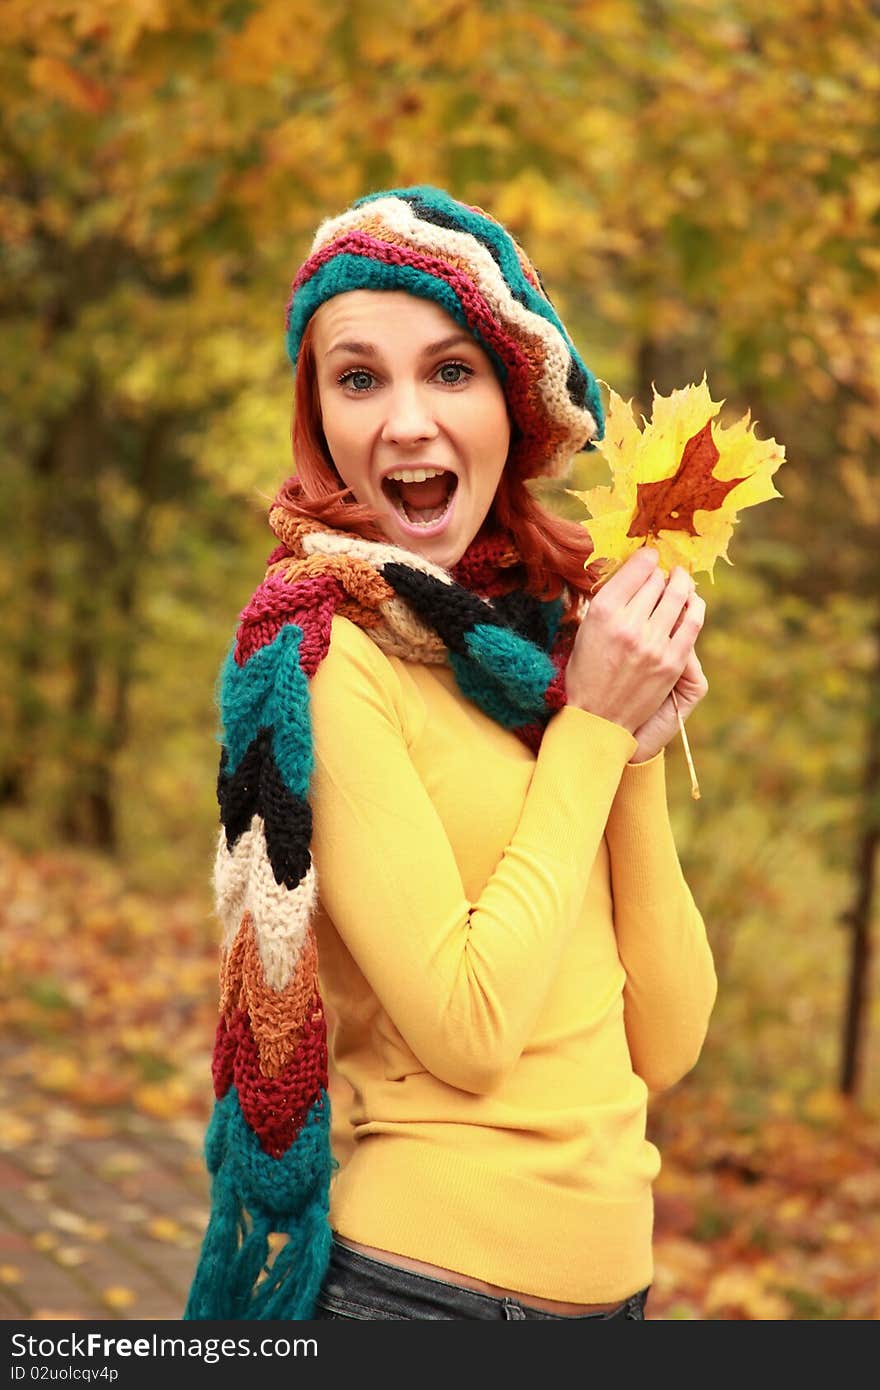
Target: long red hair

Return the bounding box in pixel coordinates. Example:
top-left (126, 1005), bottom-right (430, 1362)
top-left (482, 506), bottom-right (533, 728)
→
top-left (273, 317), bottom-right (601, 603)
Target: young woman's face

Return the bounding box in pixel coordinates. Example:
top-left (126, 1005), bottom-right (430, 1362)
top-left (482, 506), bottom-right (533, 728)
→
top-left (311, 291), bottom-right (511, 569)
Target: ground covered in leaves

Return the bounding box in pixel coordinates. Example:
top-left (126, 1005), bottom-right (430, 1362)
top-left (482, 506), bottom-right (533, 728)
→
top-left (1, 840), bottom-right (877, 1320)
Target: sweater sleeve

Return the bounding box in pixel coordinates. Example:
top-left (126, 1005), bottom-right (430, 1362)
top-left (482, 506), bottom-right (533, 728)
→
top-left (308, 618), bottom-right (638, 1096)
top-left (604, 750), bottom-right (717, 1094)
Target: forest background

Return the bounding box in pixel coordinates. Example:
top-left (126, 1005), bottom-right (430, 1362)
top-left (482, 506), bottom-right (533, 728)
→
top-left (1, 0), bottom-right (878, 1319)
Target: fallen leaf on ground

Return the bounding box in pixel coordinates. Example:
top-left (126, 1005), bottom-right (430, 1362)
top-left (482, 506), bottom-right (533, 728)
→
top-left (101, 1286), bottom-right (136, 1311)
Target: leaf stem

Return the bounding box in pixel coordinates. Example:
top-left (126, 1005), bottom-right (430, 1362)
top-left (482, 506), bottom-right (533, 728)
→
top-left (671, 689), bottom-right (701, 800)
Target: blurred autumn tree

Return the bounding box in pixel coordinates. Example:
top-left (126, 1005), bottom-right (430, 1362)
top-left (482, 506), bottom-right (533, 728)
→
top-left (0, 0), bottom-right (877, 1099)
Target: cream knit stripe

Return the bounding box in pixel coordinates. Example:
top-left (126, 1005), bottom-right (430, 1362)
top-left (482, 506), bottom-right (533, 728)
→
top-left (214, 818), bottom-right (317, 992)
top-left (214, 822), bottom-right (252, 951)
top-left (308, 197), bottom-right (597, 467)
top-left (300, 529), bottom-right (453, 662)
top-left (301, 526), bottom-right (455, 584)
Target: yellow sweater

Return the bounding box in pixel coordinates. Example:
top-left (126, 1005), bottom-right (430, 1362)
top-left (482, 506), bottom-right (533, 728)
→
top-left (308, 614), bottom-right (717, 1304)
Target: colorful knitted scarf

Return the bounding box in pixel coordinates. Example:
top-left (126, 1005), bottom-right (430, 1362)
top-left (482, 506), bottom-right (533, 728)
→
top-left (183, 507), bottom-right (580, 1320)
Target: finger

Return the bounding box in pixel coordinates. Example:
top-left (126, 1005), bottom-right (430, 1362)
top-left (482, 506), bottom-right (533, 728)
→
top-left (649, 567), bottom-right (695, 637)
top-left (669, 578), bottom-right (699, 637)
top-left (675, 649), bottom-right (701, 684)
top-left (624, 564), bottom-right (668, 623)
top-left (592, 546), bottom-right (659, 608)
top-left (673, 652), bottom-right (709, 708)
top-left (669, 594), bottom-right (706, 664)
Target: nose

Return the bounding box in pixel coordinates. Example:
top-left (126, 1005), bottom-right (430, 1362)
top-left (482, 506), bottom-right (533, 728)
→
top-left (380, 381), bottom-right (439, 446)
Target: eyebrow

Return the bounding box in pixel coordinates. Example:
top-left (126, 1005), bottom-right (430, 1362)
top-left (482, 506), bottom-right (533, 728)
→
top-left (324, 333), bottom-right (474, 359)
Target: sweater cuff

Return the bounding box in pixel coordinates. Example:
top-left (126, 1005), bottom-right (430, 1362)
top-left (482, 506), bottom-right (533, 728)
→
top-left (556, 705), bottom-right (640, 763)
top-left (625, 747), bottom-right (666, 771)
top-left (607, 748), bottom-right (669, 837)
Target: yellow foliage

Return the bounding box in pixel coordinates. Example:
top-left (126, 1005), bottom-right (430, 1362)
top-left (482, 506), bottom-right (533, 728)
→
top-left (220, 0), bottom-right (339, 83)
top-left (28, 55), bottom-right (108, 112)
top-left (803, 1087), bottom-right (851, 1123)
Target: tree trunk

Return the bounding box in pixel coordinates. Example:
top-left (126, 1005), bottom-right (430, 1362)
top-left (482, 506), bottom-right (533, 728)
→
top-left (55, 380), bottom-right (119, 849)
top-left (839, 608), bottom-right (880, 1098)
top-left (0, 439), bottom-right (57, 806)
top-left (56, 409), bottom-right (166, 850)
top-left (634, 334), bottom-right (663, 420)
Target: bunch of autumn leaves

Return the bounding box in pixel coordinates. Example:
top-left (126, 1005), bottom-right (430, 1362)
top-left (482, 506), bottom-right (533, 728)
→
top-left (570, 377), bottom-right (786, 794)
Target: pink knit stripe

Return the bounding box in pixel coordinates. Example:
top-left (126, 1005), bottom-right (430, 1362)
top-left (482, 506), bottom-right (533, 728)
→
top-left (235, 573), bottom-right (343, 668)
top-left (283, 574), bottom-right (344, 677)
top-left (293, 229), bottom-right (530, 366)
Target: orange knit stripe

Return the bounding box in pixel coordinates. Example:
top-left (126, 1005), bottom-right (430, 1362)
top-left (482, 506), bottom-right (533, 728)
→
top-left (267, 507), bottom-right (337, 555)
top-left (220, 911), bottom-right (321, 1078)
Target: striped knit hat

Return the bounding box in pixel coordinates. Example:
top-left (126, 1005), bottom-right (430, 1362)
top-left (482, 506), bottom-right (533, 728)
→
top-left (284, 185), bottom-right (604, 479)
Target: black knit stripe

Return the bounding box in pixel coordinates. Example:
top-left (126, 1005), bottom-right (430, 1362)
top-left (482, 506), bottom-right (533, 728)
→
top-left (260, 753), bottom-right (313, 890)
top-left (382, 563), bottom-right (503, 655)
top-left (217, 729), bottom-right (312, 889)
top-left (217, 729), bottom-right (269, 850)
top-left (489, 591), bottom-right (551, 649)
top-left (566, 356), bottom-right (590, 411)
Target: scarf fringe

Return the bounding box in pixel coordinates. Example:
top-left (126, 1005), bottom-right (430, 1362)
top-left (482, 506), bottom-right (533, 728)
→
top-left (184, 1088), bottom-right (335, 1320)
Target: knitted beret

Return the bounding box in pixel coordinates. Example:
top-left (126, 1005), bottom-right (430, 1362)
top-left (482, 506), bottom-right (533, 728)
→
top-left (284, 185), bottom-right (603, 481)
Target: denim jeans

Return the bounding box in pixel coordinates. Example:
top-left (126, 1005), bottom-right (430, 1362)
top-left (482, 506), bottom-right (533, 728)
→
top-left (313, 1237), bottom-right (649, 1321)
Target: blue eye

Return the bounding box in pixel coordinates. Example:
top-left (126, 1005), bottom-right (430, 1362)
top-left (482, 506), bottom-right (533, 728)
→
top-left (436, 361), bottom-right (472, 385)
top-left (339, 369), bottom-right (375, 392)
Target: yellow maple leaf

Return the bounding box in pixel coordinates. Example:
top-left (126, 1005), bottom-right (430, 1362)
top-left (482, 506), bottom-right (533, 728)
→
top-left (568, 378), bottom-right (785, 583)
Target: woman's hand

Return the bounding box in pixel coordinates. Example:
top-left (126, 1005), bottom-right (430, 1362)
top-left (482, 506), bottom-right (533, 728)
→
top-left (628, 648), bottom-right (708, 763)
top-left (565, 547), bottom-right (706, 739)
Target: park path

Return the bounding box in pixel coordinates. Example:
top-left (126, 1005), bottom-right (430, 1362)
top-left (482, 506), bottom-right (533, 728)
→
top-left (0, 1071), bottom-right (210, 1321)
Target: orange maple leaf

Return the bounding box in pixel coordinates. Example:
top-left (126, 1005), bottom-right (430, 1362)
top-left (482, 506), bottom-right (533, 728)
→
top-left (628, 420), bottom-right (748, 539)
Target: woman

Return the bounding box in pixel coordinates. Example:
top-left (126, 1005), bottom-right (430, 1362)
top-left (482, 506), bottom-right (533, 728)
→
top-left (185, 186), bottom-right (717, 1323)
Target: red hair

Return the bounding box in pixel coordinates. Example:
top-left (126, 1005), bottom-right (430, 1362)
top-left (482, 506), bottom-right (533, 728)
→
top-left (273, 318), bottom-right (601, 604)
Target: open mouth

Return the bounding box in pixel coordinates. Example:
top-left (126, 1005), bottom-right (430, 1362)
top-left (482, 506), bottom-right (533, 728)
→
top-left (381, 467), bottom-right (459, 528)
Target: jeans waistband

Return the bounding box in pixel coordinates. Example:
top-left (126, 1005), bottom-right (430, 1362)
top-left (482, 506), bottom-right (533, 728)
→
top-left (315, 1237), bottom-right (649, 1321)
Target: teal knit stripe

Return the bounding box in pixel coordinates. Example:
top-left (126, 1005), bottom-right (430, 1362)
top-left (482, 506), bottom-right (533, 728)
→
top-left (448, 623), bottom-right (557, 728)
top-left (218, 625), bottom-right (313, 798)
top-left (286, 253), bottom-right (506, 381)
top-left (204, 1085), bottom-right (335, 1209)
